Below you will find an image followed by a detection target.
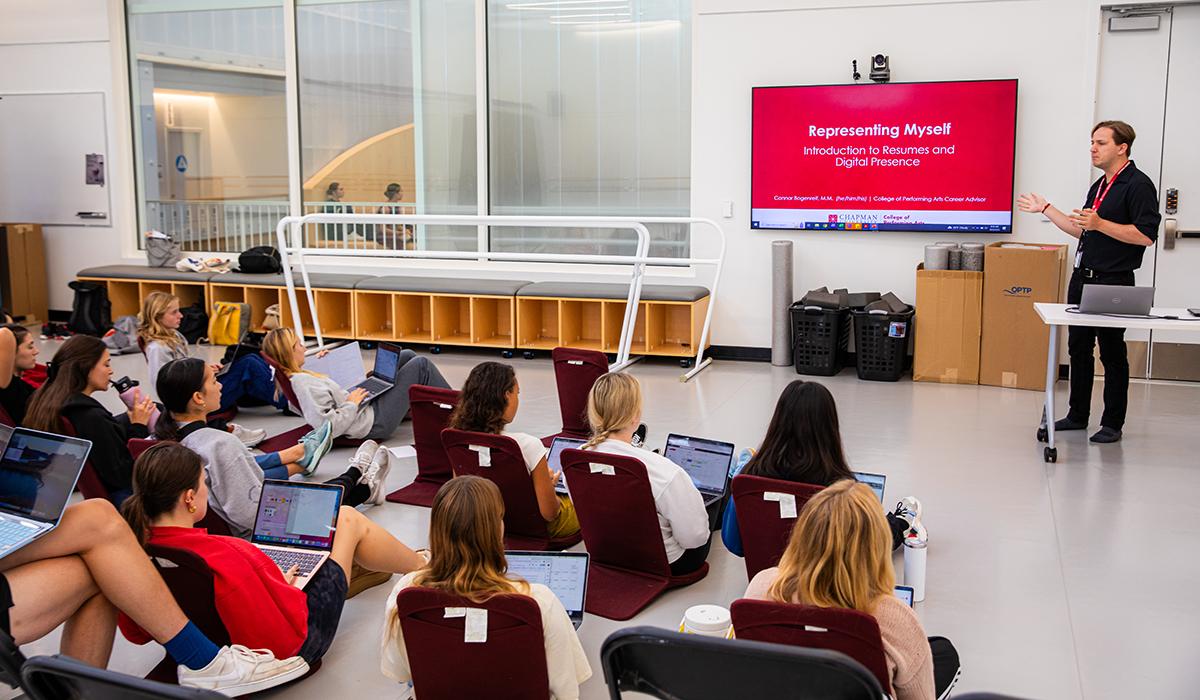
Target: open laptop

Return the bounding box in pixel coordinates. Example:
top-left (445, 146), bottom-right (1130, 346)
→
top-left (547, 437), bottom-right (587, 495)
top-left (506, 550), bottom-right (590, 630)
top-left (853, 471), bottom-right (887, 504)
top-left (663, 434), bottom-right (735, 506)
top-left (251, 480), bottom-right (343, 590)
top-left (0, 426), bottom-right (92, 560)
top-left (348, 342), bottom-right (405, 403)
top-left (1078, 284), bottom-right (1154, 316)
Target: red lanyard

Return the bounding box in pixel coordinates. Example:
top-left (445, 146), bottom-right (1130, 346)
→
top-left (1092, 162), bottom-right (1129, 211)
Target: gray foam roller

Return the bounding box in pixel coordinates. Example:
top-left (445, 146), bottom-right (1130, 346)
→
top-left (772, 241), bottom-right (794, 367)
top-left (948, 248), bottom-right (963, 270)
top-left (924, 245), bottom-right (949, 270)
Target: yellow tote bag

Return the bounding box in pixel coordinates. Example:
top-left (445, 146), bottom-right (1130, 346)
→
top-left (207, 302), bottom-right (250, 345)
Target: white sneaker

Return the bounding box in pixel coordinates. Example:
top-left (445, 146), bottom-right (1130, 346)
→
top-left (178, 645), bottom-right (309, 695)
top-left (229, 423), bottom-right (267, 447)
top-left (360, 445), bottom-right (392, 505)
top-left (350, 439), bottom-right (381, 473)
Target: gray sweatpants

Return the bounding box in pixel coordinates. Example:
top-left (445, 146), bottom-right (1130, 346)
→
top-left (367, 349), bottom-right (452, 440)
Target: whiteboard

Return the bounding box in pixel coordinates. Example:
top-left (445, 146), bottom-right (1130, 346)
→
top-left (0, 92), bottom-right (111, 226)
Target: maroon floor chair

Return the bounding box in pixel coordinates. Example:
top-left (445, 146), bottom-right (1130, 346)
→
top-left (441, 429), bottom-right (581, 551)
top-left (730, 598), bottom-right (893, 695)
top-left (559, 448), bottom-right (708, 621)
top-left (385, 385), bottom-right (459, 507)
top-left (541, 347), bottom-right (608, 447)
top-left (731, 474), bottom-right (824, 579)
top-left (395, 587), bottom-right (550, 700)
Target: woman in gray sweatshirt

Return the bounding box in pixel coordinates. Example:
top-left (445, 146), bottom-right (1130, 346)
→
top-left (153, 358), bottom-right (391, 538)
top-left (262, 328), bottom-right (452, 441)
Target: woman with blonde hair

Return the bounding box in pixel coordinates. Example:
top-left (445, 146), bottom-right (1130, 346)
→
top-left (743, 480), bottom-right (958, 700)
top-left (381, 476), bottom-right (591, 698)
top-left (138, 291), bottom-right (284, 446)
top-left (581, 373), bottom-right (710, 575)
top-left (262, 327), bottom-right (450, 441)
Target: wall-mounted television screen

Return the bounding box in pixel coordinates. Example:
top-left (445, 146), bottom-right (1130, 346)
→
top-left (751, 79), bottom-right (1017, 233)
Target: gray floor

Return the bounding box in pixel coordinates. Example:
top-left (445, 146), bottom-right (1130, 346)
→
top-left (8, 340), bottom-right (1200, 700)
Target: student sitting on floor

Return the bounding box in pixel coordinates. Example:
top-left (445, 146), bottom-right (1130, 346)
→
top-left (382, 475), bottom-right (591, 699)
top-left (0, 310), bottom-right (47, 388)
top-left (580, 373), bottom-right (711, 576)
top-left (721, 379), bottom-right (923, 556)
top-left (120, 442), bottom-right (426, 666)
top-left (0, 325), bottom-right (39, 425)
top-left (742, 480), bottom-right (959, 700)
top-left (153, 357), bottom-right (385, 538)
top-left (24, 335), bottom-right (156, 504)
top-left (261, 327), bottom-right (452, 441)
top-left (138, 291), bottom-right (283, 446)
top-left (447, 361), bottom-right (580, 538)
top-left (0, 497), bottom-right (309, 694)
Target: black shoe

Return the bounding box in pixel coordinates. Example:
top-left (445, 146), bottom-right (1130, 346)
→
top-left (1054, 417), bottom-right (1088, 431)
top-left (631, 423), bottom-right (648, 449)
top-left (1090, 427), bottom-right (1122, 443)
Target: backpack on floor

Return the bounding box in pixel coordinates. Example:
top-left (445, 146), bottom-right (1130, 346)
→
top-left (178, 301), bottom-right (209, 344)
top-left (102, 315), bottom-right (141, 355)
top-left (66, 281), bottom-right (112, 337)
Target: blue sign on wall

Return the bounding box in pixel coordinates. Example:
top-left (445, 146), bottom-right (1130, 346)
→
top-left (175, 155), bottom-right (188, 173)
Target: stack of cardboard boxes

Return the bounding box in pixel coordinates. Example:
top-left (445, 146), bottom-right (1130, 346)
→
top-left (915, 242), bottom-right (1069, 389)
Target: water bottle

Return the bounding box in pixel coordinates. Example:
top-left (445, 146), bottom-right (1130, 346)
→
top-left (903, 536), bottom-right (927, 603)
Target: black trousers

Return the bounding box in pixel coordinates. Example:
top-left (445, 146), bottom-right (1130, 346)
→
top-left (1066, 270), bottom-right (1136, 430)
top-left (668, 494), bottom-right (727, 576)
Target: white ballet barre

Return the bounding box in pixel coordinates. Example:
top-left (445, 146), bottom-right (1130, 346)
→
top-left (274, 214), bottom-right (726, 381)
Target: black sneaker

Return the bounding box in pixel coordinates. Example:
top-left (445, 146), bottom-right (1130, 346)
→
top-left (631, 423), bottom-right (648, 449)
top-left (1090, 427), bottom-right (1122, 443)
top-left (1054, 416), bottom-right (1088, 431)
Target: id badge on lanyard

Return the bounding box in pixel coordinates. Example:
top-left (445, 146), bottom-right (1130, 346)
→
top-left (1076, 163), bottom-right (1128, 270)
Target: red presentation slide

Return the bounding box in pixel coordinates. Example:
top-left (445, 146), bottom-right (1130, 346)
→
top-left (751, 80), bottom-right (1017, 232)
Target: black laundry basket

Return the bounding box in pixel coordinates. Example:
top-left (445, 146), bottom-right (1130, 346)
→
top-left (789, 304), bottom-right (851, 376)
top-left (852, 306), bottom-right (914, 381)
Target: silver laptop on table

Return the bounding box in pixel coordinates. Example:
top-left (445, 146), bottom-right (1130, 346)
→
top-left (663, 434), bottom-right (735, 506)
top-left (0, 426), bottom-right (91, 560)
top-left (251, 480), bottom-right (343, 590)
top-left (548, 437), bottom-right (587, 495)
top-left (350, 342), bottom-right (405, 404)
top-left (1078, 284), bottom-right (1154, 316)
top-left (506, 550), bottom-right (590, 630)
top-left (853, 471), bottom-right (887, 504)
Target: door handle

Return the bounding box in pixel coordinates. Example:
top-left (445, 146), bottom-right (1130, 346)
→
top-left (1165, 218), bottom-right (1177, 250)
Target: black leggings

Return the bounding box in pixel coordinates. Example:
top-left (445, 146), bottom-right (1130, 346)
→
top-left (668, 495), bottom-right (726, 576)
top-left (323, 467), bottom-right (371, 508)
top-left (929, 636), bottom-right (961, 699)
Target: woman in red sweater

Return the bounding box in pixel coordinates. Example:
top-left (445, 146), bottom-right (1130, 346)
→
top-left (119, 442), bottom-right (429, 664)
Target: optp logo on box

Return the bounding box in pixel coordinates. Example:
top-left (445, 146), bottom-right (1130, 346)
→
top-left (1003, 286), bottom-right (1033, 297)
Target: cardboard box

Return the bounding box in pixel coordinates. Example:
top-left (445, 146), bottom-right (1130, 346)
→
top-left (913, 263), bottom-right (983, 384)
top-left (979, 242), bottom-right (1069, 390)
top-left (0, 224), bottom-right (48, 323)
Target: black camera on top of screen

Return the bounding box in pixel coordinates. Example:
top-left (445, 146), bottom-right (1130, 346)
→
top-left (869, 54), bottom-right (891, 83)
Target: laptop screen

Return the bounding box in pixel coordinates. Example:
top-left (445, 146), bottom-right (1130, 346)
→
top-left (663, 434), bottom-right (735, 493)
top-left (0, 428), bottom-right (90, 523)
top-left (373, 343), bottom-right (402, 383)
top-left (548, 437), bottom-right (587, 474)
top-left (506, 551), bottom-right (589, 619)
top-left (252, 481), bottom-right (343, 550)
top-left (853, 471), bottom-right (886, 503)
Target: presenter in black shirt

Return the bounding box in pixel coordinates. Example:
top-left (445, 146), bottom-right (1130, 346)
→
top-left (1018, 120), bottom-right (1161, 444)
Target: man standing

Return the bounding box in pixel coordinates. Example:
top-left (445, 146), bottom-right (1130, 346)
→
top-left (1018, 121), bottom-right (1161, 444)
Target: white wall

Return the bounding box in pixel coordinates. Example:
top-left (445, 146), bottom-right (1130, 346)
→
top-left (692, 0), bottom-right (1101, 347)
top-left (0, 0), bottom-right (136, 312)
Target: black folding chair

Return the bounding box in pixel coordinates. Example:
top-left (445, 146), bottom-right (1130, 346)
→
top-left (0, 629), bottom-right (28, 693)
top-left (20, 654), bottom-right (225, 700)
top-left (600, 626), bottom-right (883, 700)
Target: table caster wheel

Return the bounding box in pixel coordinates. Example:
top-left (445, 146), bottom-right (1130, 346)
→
top-left (680, 359), bottom-right (693, 368)
top-left (1036, 427), bottom-right (1048, 442)
top-left (501, 350), bottom-right (514, 358)
top-left (431, 346), bottom-right (442, 354)
top-left (523, 350), bottom-right (536, 360)
top-left (1044, 447), bottom-right (1057, 463)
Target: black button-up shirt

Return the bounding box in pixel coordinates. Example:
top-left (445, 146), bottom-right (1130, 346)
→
top-left (1078, 160), bottom-right (1160, 273)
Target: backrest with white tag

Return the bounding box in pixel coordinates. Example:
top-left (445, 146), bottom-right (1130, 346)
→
top-left (730, 475), bottom-right (826, 580)
top-left (551, 347), bottom-right (609, 438)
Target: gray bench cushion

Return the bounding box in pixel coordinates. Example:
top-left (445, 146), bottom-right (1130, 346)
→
top-left (355, 276), bottom-right (532, 296)
top-left (211, 272), bottom-right (371, 290)
top-left (77, 265), bottom-right (216, 282)
top-left (516, 282), bottom-right (710, 303)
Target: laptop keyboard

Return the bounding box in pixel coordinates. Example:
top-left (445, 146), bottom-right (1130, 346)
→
top-left (359, 377), bottom-right (389, 393)
top-left (0, 518), bottom-right (38, 550)
top-left (264, 549), bottom-right (324, 577)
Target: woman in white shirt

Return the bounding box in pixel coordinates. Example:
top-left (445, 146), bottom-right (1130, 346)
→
top-left (382, 475), bottom-right (592, 699)
top-left (445, 361), bottom-right (579, 537)
top-left (581, 373), bottom-right (711, 575)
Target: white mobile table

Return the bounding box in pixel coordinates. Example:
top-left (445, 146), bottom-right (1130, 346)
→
top-left (1034, 303), bottom-right (1200, 462)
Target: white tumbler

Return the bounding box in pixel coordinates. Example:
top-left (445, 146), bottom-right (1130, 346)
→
top-left (904, 538), bottom-right (927, 602)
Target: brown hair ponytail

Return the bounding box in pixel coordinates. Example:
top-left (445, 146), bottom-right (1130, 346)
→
top-left (121, 442), bottom-right (205, 547)
top-left (447, 362), bottom-right (516, 435)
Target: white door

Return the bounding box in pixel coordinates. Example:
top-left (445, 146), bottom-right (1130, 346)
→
top-left (1150, 5), bottom-right (1200, 380)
